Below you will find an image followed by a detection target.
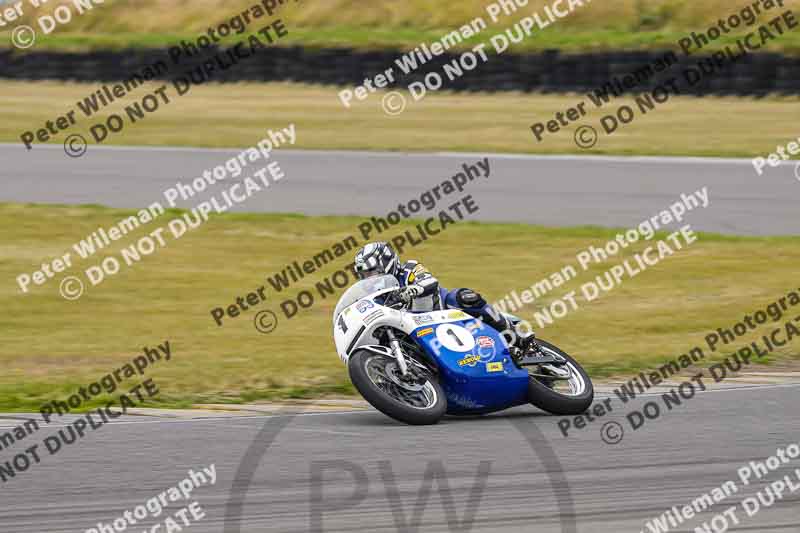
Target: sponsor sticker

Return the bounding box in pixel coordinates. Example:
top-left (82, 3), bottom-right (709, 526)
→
top-left (486, 362), bottom-right (504, 372)
top-left (447, 310), bottom-right (470, 320)
top-left (413, 314), bottom-right (434, 325)
top-left (416, 327), bottom-right (434, 337)
top-left (458, 355), bottom-right (481, 367)
top-left (477, 336), bottom-right (495, 348)
top-left (363, 309), bottom-right (384, 325)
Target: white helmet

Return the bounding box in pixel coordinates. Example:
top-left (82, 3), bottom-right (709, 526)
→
top-left (354, 242), bottom-right (399, 279)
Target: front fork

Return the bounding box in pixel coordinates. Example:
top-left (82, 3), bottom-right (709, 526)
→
top-left (385, 329), bottom-right (409, 376)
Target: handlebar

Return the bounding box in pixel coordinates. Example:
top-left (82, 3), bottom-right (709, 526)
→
top-left (383, 288), bottom-right (408, 310)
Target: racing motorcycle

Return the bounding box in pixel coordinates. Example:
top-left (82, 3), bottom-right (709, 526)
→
top-left (333, 275), bottom-right (594, 425)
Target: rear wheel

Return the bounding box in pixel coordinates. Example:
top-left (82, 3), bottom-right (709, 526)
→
top-left (348, 349), bottom-right (447, 425)
top-left (527, 340), bottom-right (594, 415)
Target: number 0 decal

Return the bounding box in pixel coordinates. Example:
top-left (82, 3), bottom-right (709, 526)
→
top-left (435, 324), bottom-right (476, 352)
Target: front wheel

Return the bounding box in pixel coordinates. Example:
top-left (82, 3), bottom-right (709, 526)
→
top-left (527, 340), bottom-right (594, 415)
top-left (348, 349), bottom-right (447, 425)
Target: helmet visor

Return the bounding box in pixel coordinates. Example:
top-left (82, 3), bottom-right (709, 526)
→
top-left (358, 268), bottom-right (383, 280)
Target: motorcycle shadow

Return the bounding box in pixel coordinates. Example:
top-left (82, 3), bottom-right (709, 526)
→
top-left (341, 407), bottom-right (551, 427)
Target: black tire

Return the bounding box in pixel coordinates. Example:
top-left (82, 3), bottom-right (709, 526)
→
top-left (527, 340), bottom-right (594, 416)
top-left (348, 349), bottom-right (446, 425)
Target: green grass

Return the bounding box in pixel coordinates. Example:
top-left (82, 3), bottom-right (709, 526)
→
top-left (1, 81), bottom-right (798, 158)
top-left (15, 27), bottom-right (800, 54)
top-left (2, 203), bottom-right (799, 412)
top-left (3, 0), bottom-right (800, 53)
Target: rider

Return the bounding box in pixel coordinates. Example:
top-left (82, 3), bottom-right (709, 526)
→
top-left (353, 242), bottom-right (536, 353)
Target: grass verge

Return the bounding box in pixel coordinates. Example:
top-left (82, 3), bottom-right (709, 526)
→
top-left (1, 203), bottom-right (799, 412)
top-left (3, 0), bottom-right (800, 54)
top-left (1, 81), bottom-right (798, 158)
top-left (11, 27), bottom-right (800, 54)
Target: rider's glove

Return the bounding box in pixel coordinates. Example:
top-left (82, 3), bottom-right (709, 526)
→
top-left (398, 284), bottom-right (424, 303)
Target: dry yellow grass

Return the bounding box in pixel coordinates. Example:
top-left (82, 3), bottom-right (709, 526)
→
top-left (13, 0), bottom-right (791, 33)
top-left (7, 0), bottom-right (800, 52)
top-left (2, 204), bottom-right (799, 411)
top-left (0, 81), bottom-right (797, 158)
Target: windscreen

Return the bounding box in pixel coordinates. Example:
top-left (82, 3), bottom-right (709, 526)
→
top-left (332, 274), bottom-right (399, 325)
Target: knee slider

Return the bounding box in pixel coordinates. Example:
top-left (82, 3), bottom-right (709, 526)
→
top-left (456, 288), bottom-right (485, 308)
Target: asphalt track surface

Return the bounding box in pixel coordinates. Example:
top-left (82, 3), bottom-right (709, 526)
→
top-left (2, 144), bottom-right (799, 235)
top-left (2, 384), bottom-right (799, 532)
top-left (3, 146), bottom-right (799, 531)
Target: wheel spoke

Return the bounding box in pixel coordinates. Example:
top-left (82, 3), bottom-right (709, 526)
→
top-left (535, 350), bottom-right (586, 398)
top-left (364, 355), bottom-right (437, 409)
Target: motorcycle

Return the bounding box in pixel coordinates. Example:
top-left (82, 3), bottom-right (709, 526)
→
top-left (333, 274), bottom-right (594, 425)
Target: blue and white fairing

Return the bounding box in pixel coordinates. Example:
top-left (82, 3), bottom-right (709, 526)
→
top-left (411, 313), bottom-right (530, 414)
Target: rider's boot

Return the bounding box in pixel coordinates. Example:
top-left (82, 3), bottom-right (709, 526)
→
top-left (515, 330), bottom-right (538, 354)
top-left (490, 315), bottom-right (537, 354)
top-left (474, 303), bottom-right (538, 355)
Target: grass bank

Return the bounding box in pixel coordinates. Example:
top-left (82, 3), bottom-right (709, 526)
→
top-left (1, 203), bottom-right (799, 411)
top-left (1, 81), bottom-right (798, 158)
top-left (4, 0), bottom-right (800, 53)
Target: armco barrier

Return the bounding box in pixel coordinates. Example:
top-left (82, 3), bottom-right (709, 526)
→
top-left (0, 47), bottom-right (798, 95)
